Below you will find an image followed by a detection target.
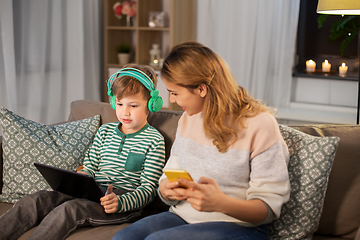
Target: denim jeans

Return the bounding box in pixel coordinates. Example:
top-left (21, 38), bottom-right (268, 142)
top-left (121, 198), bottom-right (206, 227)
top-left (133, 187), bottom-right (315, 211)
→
top-left (0, 189), bottom-right (142, 240)
top-left (111, 212), bottom-right (268, 240)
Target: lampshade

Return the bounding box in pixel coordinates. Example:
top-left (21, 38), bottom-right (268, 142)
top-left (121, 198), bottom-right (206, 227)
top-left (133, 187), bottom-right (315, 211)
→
top-left (317, 0), bottom-right (360, 15)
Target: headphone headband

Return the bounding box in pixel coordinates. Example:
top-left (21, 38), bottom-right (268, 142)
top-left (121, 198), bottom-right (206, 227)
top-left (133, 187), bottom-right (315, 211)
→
top-left (107, 67), bottom-right (154, 94)
top-left (107, 67), bottom-right (163, 112)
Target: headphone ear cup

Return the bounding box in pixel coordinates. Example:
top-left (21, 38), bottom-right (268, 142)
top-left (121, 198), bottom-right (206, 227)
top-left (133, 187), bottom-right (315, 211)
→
top-left (148, 96), bottom-right (163, 112)
top-left (110, 96), bottom-right (117, 110)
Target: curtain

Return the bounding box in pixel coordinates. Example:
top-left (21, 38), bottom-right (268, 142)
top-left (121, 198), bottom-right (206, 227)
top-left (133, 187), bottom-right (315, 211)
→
top-left (0, 0), bottom-right (101, 125)
top-left (196, 0), bottom-right (300, 109)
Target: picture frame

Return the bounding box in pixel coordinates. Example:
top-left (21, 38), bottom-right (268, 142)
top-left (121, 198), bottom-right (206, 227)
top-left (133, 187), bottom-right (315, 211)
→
top-left (148, 11), bottom-right (168, 27)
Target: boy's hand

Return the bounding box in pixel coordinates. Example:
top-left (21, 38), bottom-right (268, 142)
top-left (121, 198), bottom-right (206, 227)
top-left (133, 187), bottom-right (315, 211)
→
top-left (100, 185), bottom-right (118, 213)
top-left (100, 192), bottom-right (118, 213)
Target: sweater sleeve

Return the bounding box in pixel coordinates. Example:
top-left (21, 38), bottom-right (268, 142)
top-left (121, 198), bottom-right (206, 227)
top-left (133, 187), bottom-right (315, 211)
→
top-left (158, 155), bottom-right (182, 206)
top-left (246, 114), bottom-right (290, 219)
top-left (116, 136), bottom-right (166, 212)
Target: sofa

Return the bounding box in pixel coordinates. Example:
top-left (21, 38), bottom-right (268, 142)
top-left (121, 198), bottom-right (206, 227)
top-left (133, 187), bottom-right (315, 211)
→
top-left (0, 99), bottom-right (359, 240)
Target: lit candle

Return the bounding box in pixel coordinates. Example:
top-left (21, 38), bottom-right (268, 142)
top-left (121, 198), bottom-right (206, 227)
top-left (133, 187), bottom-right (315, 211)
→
top-left (306, 59), bottom-right (316, 72)
top-left (339, 63), bottom-right (348, 76)
top-left (322, 59), bottom-right (331, 72)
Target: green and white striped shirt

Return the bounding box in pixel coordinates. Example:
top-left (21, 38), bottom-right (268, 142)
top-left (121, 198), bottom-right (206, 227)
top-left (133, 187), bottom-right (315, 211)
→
top-left (81, 122), bottom-right (165, 213)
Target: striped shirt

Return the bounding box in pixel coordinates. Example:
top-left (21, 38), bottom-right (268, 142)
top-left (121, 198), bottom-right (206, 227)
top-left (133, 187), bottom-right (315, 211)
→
top-left (81, 122), bottom-right (165, 213)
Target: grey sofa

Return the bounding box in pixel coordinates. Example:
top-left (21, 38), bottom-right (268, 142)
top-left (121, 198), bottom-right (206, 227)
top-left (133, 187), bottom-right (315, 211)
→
top-left (0, 100), bottom-right (359, 239)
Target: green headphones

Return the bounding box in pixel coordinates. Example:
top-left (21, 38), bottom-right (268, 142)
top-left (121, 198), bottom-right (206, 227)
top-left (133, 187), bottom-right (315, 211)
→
top-left (107, 67), bottom-right (163, 112)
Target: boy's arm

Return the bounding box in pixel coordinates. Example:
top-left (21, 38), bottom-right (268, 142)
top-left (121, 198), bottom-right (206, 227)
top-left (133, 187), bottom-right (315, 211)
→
top-left (116, 137), bottom-right (166, 213)
top-left (79, 129), bottom-right (103, 177)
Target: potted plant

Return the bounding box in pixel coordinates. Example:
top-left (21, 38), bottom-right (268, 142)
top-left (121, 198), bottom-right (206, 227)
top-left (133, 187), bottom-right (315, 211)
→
top-left (116, 43), bottom-right (131, 65)
top-left (318, 15), bottom-right (360, 56)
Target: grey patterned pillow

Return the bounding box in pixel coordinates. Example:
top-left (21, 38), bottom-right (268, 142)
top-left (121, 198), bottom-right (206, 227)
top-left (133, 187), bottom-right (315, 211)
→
top-left (268, 124), bottom-right (340, 239)
top-left (0, 107), bottom-right (100, 203)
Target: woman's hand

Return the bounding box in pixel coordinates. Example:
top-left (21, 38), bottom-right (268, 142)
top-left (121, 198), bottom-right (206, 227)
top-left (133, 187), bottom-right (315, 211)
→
top-left (100, 192), bottom-right (118, 213)
top-left (175, 177), bottom-right (268, 223)
top-left (159, 178), bottom-right (188, 201)
top-left (174, 177), bottom-right (225, 212)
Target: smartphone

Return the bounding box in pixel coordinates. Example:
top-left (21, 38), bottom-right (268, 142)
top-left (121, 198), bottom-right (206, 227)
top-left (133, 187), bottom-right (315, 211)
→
top-left (164, 169), bottom-right (193, 188)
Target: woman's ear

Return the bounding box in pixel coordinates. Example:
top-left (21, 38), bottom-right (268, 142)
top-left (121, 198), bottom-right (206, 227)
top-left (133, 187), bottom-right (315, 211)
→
top-left (197, 83), bottom-right (208, 98)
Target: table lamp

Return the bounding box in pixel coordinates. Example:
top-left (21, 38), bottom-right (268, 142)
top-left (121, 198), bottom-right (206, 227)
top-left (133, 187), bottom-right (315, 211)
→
top-left (317, 0), bottom-right (360, 123)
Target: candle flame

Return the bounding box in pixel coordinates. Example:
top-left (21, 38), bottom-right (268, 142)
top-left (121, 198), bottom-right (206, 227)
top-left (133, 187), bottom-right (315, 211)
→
top-left (324, 59), bottom-right (328, 64)
top-left (342, 63), bottom-right (346, 67)
top-left (308, 59), bottom-right (314, 64)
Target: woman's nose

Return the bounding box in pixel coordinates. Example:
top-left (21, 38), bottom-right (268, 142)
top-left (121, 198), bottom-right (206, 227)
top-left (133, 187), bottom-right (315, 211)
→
top-left (169, 95), bottom-right (176, 103)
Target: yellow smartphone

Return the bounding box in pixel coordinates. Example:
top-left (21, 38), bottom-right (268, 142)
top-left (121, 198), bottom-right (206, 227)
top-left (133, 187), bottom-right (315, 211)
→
top-left (164, 169), bottom-right (193, 188)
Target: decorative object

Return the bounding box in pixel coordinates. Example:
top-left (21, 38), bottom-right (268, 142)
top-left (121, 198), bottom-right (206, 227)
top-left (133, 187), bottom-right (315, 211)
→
top-left (268, 125), bottom-right (339, 240)
top-left (149, 44), bottom-right (161, 67)
top-left (113, 1), bottom-right (137, 27)
top-left (317, 0), bottom-right (360, 124)
top-left (322, 59), bottom-right (331, 72)
top-left (149, 12), bottom-right (168, 27)
top-left (116, 43), bottom-right (131, 65)
top-left (0, 108), bottom-right (100, 203)
top-left (339, 62), bottom-right (349, 76)
top-left (159, 58), bottom-right (164, 68)
top-left (306, 59), bottom-right (316, 72)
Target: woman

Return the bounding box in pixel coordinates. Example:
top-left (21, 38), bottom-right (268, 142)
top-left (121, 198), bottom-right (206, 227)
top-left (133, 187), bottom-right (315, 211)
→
top-left (112, 42), bottom-right (290, 240)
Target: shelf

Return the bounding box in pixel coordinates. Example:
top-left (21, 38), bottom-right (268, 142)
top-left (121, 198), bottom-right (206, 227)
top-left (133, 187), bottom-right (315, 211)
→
top-left (102, 0), bottom-right (195, 111)
top-left (107, 26), bottom-right (170, 31)
top-left (277, 102), bottom-right (356, 125)
top-left (137, 27), bottom-right (170, 31)
top-left (107, 26), bottom-right (137, 30)
top-left (293, 71), bottom-right (359, 81)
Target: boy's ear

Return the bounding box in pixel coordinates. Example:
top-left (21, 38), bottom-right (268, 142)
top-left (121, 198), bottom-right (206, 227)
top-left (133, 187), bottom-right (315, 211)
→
top-left (197, 83), bottom-right (208, 98)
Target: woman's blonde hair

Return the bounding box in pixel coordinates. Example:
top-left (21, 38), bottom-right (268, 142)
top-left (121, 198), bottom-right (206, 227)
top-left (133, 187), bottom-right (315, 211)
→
top-left (161, 42), bottom-right (269, 153)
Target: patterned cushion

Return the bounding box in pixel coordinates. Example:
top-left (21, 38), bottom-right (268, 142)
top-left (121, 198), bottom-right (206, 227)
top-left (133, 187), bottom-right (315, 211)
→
top-left (0, 107), bottom-right (100, 203)
top-left (268, 125), bottom-right (340, 239)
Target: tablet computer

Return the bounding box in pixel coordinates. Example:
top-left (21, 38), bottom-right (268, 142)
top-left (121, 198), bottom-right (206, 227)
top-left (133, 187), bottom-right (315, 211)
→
top-left (34, 162), bottom-right (104, 203)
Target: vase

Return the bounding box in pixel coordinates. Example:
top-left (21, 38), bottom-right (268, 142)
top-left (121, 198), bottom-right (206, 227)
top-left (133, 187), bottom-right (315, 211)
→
top-left (117, 53), bottom-right (130, 65)
top-left (126, 15), bottom-right (131, 27)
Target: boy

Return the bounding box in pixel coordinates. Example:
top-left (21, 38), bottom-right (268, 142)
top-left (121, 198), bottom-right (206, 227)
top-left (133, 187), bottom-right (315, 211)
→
top-left (0, 64), bottom-right (166, 239)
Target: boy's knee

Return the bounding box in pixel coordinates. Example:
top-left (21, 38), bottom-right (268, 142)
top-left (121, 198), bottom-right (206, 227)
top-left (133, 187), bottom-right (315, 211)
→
top-left (16, 190), bottom-right (49, 206)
